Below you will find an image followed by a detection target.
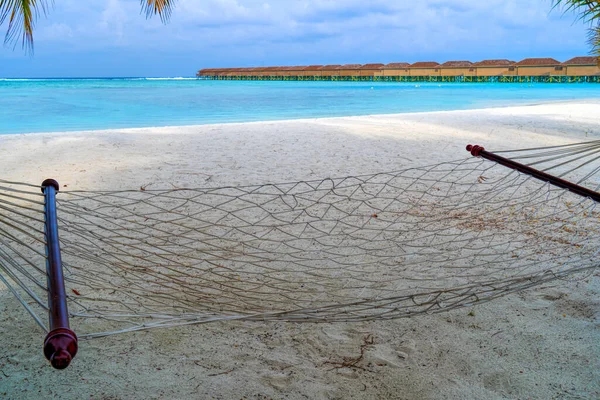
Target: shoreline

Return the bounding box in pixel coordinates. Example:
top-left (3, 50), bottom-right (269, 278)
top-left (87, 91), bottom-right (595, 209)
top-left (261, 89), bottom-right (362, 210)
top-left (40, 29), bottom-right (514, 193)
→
top-left (2, 101), bottom-right (599, 191)
top-left (2, 98), bottom-right (600, 137)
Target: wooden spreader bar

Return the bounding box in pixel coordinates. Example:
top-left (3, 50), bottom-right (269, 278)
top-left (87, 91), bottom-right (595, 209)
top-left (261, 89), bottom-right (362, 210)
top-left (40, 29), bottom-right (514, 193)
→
top-left (41, 179), bottom-right (78, 370)
top-left (466, 144), bottom-right (600, 203)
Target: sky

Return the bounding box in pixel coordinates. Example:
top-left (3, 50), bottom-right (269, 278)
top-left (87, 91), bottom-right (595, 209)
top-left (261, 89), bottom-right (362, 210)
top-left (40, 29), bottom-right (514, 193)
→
top-left (0, 0), bottom-right (594, 78)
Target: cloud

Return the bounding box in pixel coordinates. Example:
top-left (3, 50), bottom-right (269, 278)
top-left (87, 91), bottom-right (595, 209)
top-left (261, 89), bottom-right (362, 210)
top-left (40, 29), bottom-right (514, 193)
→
top-left (0, 0), bottom-right (592, 77)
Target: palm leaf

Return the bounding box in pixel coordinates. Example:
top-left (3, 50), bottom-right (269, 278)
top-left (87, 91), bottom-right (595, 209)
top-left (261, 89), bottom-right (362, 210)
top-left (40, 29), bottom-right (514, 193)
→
top-left (0, 0), bottom-right (51, 51)
top-left (552, 0), bottom-right (599, 22)
top-left (588, 25), bottom-right (600, 55)
top-left (0, 0), bottom-right (177, 52)
top-left (553, 0), bottom-right (600, 55)
top-left (141, 0), bottom-right (176, 23)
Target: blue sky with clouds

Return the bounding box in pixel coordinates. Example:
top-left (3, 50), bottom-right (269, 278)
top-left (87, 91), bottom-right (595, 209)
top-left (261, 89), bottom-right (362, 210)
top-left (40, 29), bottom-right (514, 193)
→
top-left (0, 0), bottom-right (592, 77)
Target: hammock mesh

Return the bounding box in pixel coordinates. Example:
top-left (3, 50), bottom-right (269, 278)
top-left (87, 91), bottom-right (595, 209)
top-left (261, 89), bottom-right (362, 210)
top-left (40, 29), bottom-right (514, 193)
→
top-left (0, 141), bottom-right (599, 338)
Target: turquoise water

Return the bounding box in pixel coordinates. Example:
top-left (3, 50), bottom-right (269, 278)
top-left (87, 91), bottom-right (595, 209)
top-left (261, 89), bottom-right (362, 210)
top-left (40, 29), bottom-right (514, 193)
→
top-left (0, 78), bottom-right (598, 134)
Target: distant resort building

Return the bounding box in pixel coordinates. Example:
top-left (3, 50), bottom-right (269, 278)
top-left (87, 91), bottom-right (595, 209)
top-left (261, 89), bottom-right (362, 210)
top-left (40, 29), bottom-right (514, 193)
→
top-left (337, 64), bottom-right (363, 77)
top-left (382, 63), bottom-right (411, 77)
top-left (197, 57), bottom-right (600, 83)
top-left (563, 56), bottom-right (600, 76)
top-left (289, 66), bottom-right (308, 76)
top-left (408, 62), bottom-right (440, 77)
top-left (472, 60), bottom-right (516, 76)
top-left (302, 65), bottom-right (323, 76)
top-left (320, 65), bottom-right (342, 77)
top-left (514, 58), bottom-right (563, 76)
top-left (361, 64), bottom-right (385, 77)
top-left (439, 61), bottom-right (475, 77)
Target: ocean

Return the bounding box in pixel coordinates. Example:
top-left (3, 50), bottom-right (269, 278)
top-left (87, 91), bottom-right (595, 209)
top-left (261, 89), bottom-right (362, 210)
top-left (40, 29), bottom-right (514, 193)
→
top-left (0, 78), bottom-right (598, 134)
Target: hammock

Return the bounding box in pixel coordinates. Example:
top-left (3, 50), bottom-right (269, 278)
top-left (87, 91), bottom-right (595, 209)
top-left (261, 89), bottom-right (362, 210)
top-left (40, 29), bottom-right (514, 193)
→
top-left (1, 141), bottom-right (599, 369)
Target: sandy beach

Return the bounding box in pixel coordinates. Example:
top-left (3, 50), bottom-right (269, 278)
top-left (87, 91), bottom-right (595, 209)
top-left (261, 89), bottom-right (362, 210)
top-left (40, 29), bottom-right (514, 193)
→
top-left (1, 101), bottom-right (599, 399)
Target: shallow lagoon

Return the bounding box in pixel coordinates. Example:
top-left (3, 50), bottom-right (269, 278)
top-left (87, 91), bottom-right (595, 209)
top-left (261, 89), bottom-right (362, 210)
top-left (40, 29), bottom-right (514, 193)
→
top-left (1, 78), bottom-right (598, 134)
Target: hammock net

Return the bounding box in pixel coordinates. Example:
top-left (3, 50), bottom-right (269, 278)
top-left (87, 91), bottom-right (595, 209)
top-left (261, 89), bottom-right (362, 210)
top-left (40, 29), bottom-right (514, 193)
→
top-left (0, 141), bottom-right (599, 338)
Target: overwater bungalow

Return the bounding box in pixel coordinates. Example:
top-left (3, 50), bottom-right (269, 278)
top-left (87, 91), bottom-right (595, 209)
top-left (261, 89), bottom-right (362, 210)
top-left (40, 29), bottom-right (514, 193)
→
top-left (245, 67), bottom-right (264, 77)
top-left (562, 56), bottom-right (600, 76)
top-left (203, 68), bottom-right (224, 77)
top-left (514, 58), bottom-right (563, 76)
top-left (217, 68), bottom-right (231, 76)
top-left (225, 68), bottom-right (245, 76)
top-left (302, 65), bottom-right (324, 77)
top-left (282, 66), bottom-right (306, 77)
top-left (197, 68), bottom-right (216, 77)
top-left (336, 64), bottom-right (363, 77)
top-left (241, 68), bottom-right (256, 77)
top-left (382, 62), bottom-right (411, 77)
top-left (320, 65), bottom-right (343, 77)
top-left (236, 68), bottom-right (254, 77)
top-left (216, 68), bottom-right (234, 77)
top-left (473, 60), bottom-right (516, 76)
top-left (409, 62), bottom-right (440, 77)
top-left (262, 66), bottom-right (284, 77)
top-left (439, 61), bottom-right (475, 76)
top-left (360, 64), bottom-right (385, 77)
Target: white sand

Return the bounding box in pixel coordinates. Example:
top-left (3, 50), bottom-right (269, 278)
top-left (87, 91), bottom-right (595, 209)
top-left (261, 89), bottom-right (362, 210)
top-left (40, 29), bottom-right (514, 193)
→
top-left (0, 101), bottom-right (599, 399)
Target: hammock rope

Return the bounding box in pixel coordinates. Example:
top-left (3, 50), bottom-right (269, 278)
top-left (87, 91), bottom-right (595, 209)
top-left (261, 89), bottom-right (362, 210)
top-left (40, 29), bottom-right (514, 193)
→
top-left (0, 141), bottom-right (599, 368)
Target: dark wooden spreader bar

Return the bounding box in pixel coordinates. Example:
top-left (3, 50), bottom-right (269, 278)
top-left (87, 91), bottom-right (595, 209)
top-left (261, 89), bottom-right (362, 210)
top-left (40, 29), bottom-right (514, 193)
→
top-left (466, 145), bottom-right (600, 203)
top-left (41, 179), bottom-right (78, 369)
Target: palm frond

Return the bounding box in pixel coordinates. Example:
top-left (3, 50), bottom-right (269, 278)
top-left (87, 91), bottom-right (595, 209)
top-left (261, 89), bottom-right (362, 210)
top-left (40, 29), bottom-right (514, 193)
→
top-left (0, 0), bottom-right (177, 52)
top-left (0, 0), bottom-right (51, 52)
top-left (552, 0), bottom-right (600, 23)
top-left (553, 0), bottom-right (600, 55)
top-left (140, 0), bottom-right (176, 23)
top-left (588, 25), bottom-right (600, 55)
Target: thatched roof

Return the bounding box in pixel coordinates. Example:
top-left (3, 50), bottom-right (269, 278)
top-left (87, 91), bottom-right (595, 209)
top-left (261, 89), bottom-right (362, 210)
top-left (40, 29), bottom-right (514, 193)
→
top-left (320, 64), bottom-right (342, 70)
top-left (304, 65), bottom-right (324, 70)
top-left (361, 63), bottom-right (385, 69)
top-left (440, 61), bottom-right (473, 68)
top-left (562, 56), bottom-right (599, 66)
top-left (263, 66), bottom-right (282, 71)
top-left (384, 62), bottom-right (410, 68)
top-left (473, 59), bottom-right (515, 67)
top-left (410, 62), bottom-right (440, 68)
top-left (337, 64), bottom-right (363, 70)
top-left (284, 66), bottom-right (307, 71)
top-left (515, 58), bottom-right (560, 66)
